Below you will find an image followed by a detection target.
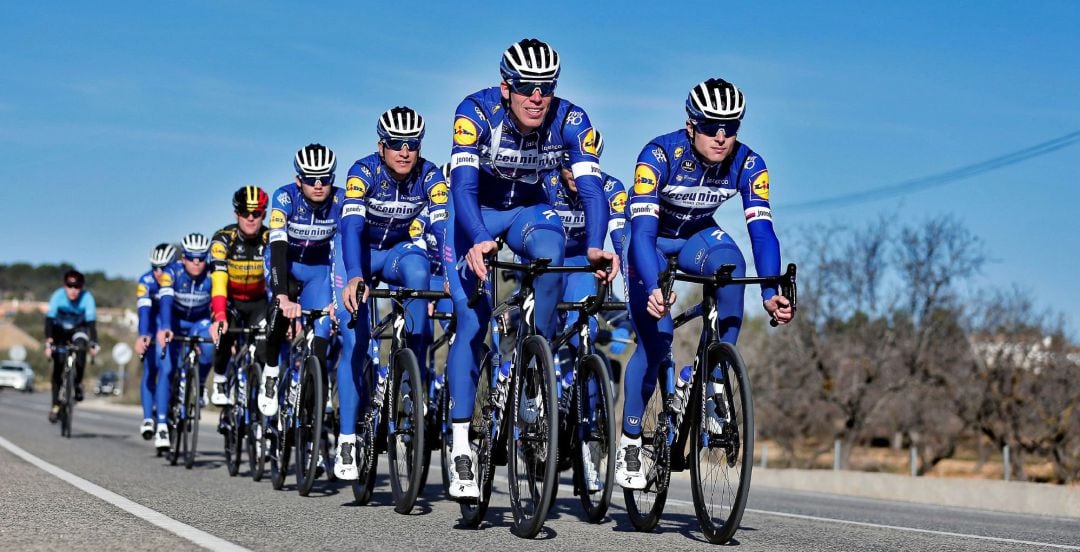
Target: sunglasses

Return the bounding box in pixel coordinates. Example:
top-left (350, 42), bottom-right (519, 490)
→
top-left (183, 255), bottom-right (207, 262)
top-left (65, 282), bottom-right (84, 289)
top-left (237, 209), bottom-right (265, 219)
top-left (299, 175), bottom-right (334, 187)
top-left (693, 119), bottom-right (741, 138)
top-left (382, 138), bottom-right (421, 151)
top-left (506, 79), bottom-right (557, 97)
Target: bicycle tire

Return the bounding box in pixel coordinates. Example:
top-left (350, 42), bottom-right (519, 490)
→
top-left (224, 366), bottom-right (243, 476)
top-left (295, 355), bottom-right (325, 496)
top-left (690, 342), bottom-right (754, 544)
top-left (184, 363), bottom-right (201, 470)
top-left (245, 364), bottom-right (267, 481)
top-left (169, 371), bottom-right (184, 466)
top-left (507, 335), bottom-right (558, 539)
top-left (573, 353), bottom-right (616, 523)
top-left (352, 360), bottom-right (379, 505)
top-left (61, 361), bottom-right (74, 438)
top-left (458, 352), bottom-right (496, 526)
top-left (270, 372), bottom-right (292, 490)
top-left (388, 349), bottom-right (425, 514)
top-left (624, 382), bottom-right (670, 532)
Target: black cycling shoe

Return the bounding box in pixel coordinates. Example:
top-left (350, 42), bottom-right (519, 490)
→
top-left (74, 385), bottom-right (84, 402)
top-left (48, 406), bottom-right (60, 424)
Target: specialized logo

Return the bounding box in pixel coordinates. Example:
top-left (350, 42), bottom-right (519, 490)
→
top-left (211, 241), bottom-right (227, 260)
top-left (269, 209), bottom-right (287, 229)
top-left (751, 170), bottom-right (770, 200)
top-left (674, 146), bottom-right (684, 160)
top-left (453, 116), bottom-right (478, 146)
top-left (345, 176), bottom-right (368, 199)
top-left (633, 164), bottom-right (658, 195)
top-left (409, 219), bottom-right (425, 239)
top-left (578, 127), bottom-right (599, 157)
top-left (610, 191), bottom-right (627, 213)
top-left (429, 182), bottom-right (449, 205)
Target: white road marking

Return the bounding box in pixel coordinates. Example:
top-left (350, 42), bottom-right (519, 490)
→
top-left (0, 435), bottom-right (250, 552)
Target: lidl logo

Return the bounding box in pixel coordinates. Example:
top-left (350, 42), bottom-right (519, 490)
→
top-left (674, 146), bottom-right (684, 160)
top-left (579, 128), bottom-right (599, 157)
top-left (269, 209), bottom-right (287, 229)
top-left (453, 117), bottom-right (478, 147)
top-left (211, 242), bottom-right (228, 260)
top-left (409, 219), bottom-right (425, 238)
top-left (610, 191), bottom-right (627, 213)
top-left (136, 283), bottom-right (148, 297)
top-left (633, 164), bottom-right (658, 195)
top-left (346, 176), bottom-right (368, 199)
top-left (429, 182), bottom-right (449, 205)
top-left (751, 171), bottom-right (769, 201)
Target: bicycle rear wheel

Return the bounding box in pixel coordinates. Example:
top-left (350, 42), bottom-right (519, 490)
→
top-left (224, 368), bottom-right (243, 476)
top-left (295, 355), bottom-right (325, 496)
top-left (184, 364), bottom-right (201, 469)
top-left (573, 353), bottom-right (615, 523)
top-left (690, 342), bottom-right (754, 544)
top-left (352, 360), bottom-right (379, 505)
top-left (169, 372), bottom-right (184, 466)
top-left (388, 349), bottom-right (424, 514)
top-left (624, 384), bottom-right (671, 532)
top-left (507, 335), bottom-right (558, 539)
top-left (245, 364), bottom-right (267, 481)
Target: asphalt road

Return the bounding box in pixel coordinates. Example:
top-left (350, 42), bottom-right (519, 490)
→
top-left (1, 391), bottom-right (1077, 551)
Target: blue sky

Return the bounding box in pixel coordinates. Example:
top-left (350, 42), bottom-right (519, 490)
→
top-left (2, 2), bottom-right (1078, 335)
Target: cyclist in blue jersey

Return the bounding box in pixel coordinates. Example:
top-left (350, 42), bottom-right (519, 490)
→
top-left (444, 38), bottom-right (618, 499)
top-left (154, 233), bottom-right (215, 449)
top-left (134, 243), bottom-right (177, 439)
top-left (258, 144), bottom-right (342, 417)
top-left (335, 107), bottom-right (447, 479)
top-left (44, 270), bottom-right (99, 423)
top-left (614, 78), bottom-right (794, 489)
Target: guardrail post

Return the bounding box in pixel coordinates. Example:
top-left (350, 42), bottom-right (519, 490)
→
top-left (1003, 445), bottom-right (1010, 481)
top-left (833, 439), bottom-right (841, 471)
top-left (910, 446), bottom-right (917, 476)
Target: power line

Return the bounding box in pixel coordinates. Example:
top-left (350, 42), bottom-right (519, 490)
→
top-left (786, 129), bottom-right (1080, 213)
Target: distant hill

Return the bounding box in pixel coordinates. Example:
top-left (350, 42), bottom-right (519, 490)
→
top-left (0, 262), bottom-right (135, 309)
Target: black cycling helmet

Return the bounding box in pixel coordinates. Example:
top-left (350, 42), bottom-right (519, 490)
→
top-left (63, 269), bottom-right (85, 288)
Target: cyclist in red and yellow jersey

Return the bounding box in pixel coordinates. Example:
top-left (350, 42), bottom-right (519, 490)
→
top-left (208, 185), bottom-right (270, 406)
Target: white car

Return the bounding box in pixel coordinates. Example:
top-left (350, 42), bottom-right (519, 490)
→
top-left (0, 360), bottom-right (35, 392)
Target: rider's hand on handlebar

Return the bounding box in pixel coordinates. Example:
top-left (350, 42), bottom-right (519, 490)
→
top-left (211, 320), bottom-right (229, 345)
top-left (646, 287), bottom-right (677, 319)
top-left (587, 248), bottom-right (619, 283)
top-left (764, 295), bottom-right (794, 325)
top-left (89, 343), bottom-right (100, 357)
top-left (134, 335), bottom-right (151, 357)
top-left (466, 240), bottom-right (498, 281)
top-left (44, 338), bottom-right (54, 358)
top-left (156, 329), bottom-right (173, 349)
top-left (277, 294), bottom-right (302, 319)
top-left (342, 277), bottom-right (368, 313)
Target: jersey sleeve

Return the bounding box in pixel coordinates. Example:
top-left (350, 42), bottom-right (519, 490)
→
top-left (83, 292), bottom-right (96, 322)
top-left (340, 162), bottom-right (371, 281)
top-left (560, 106), bottom-right (606, 251)
top-left (602, 173), bottom-right (628, 255)
top-left (268, 186), bottom-right (294, 296)
top-left (627, 143), bottom-right (667, 291)
top-left (136, 274), bottom-right (155, 335)
top-left (739, 153), bottom-right (781, 300)
top-left (449, 98), bottom-right (491, 244)
top-left (157, 267), bottom-right (175, 330)
top-left (209, 229), bottom-right (230, 322)
top-left (47, 288), bottom-right (63, 318)
top-left (422, 163), bottom-right (450, 261)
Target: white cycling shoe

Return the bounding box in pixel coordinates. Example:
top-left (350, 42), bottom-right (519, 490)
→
top-left (154, 423), bottom-right (170, 449)
top-left (448, 449), bottom-right (480, 500)
top-left (140, 418), bottom-right (154, 441)
top-left (614, 436), bottom-right (646, 490)
top-left (334, 436), bottom-right (359, 480)
top-left (258, 373), bottom-right (279, 416)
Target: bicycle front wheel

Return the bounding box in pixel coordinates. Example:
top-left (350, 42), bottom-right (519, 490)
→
top-left (61, 364), bottom-right (75, 438)
top-left (245, 364), bottom-right (267, 481)
top-left (690, 342), bottom-right (754, 544)
top-left (184, 364), bottom-right (201, 469)
top-left (507, 335), bottom-right (558, 539)
top-left (295, 355), bottom-right (325, 496)
top-left (224, 369), bottom-right (243, 476)
top-left (458, 351), bottom-right (496, 527)
top-left (573, 353), bottom-right (616, 523)
top-left (352, 360), bottom-right (379, 505)
top-left (388, 349), bottom-right (425, 514)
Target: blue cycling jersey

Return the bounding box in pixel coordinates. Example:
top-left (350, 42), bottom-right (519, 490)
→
top-left (268, 183), bottom-right (344, 266)
top-left (449, 87), bottom-right (608, 249)
top-left (339, 154), bottom-right (448, 280)
top-left (545, 170), bottom-right (628, 258)
top-left (47, 287), bottom-right (96, 331)
top-left (628, 130), bottom-right (780, 299)
top-left (163, 261), bottom-right (212, 325)
top-left (135, 268), bottom-right (174, 336)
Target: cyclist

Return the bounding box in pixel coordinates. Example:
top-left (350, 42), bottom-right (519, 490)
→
top-left (258, 144), bottom-right (341, 418)
top-left (336, 107), bottom-right (447, 479)
top-left (444, 38), bottom-right (617, 499)
top-left (615, 78), bottom-right (794, 489)
top-left (135, 243), bottom-right (177, 439)
top-left (44, 270), bottom-right (99, 423)
top-left (208, 186), bottom-right (270, 406)
top-left (155, 233), bottom-right (215, 448)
